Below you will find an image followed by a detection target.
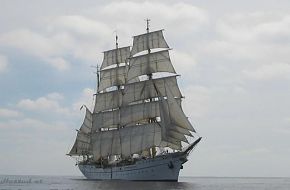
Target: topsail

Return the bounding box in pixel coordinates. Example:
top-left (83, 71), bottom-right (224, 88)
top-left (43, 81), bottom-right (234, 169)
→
top-left (101, 46), bottom-right (130, 69)
top-left (127, 50), bottom-right (176, 82)
top-left (131, 30), bottom-right (169, 55)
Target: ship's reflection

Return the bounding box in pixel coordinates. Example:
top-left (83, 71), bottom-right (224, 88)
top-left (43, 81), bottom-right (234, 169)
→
top-left (73, 179), bottom-right (195, 190)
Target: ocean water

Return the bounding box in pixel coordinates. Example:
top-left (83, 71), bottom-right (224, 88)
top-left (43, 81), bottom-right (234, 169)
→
top-left (0, 175), bottom-right (289, 190)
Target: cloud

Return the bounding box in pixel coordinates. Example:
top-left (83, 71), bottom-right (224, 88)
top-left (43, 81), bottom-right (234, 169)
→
top-left (54, 15), bottom-right (112, 38)
top-left (211, 12), bottom-right (290, 62)
top-left (0, 108), bottom-right (21, 118)
top-left (99, 1), bottom-right (208, 24)
top-left (0, 1), bottom-right (209, 73)
top-left (243, 62), bottom-right (290, 80)
top-left (46, 57), bottom-right (70, 71)
top-left (17, 93), bottom-right (71, 115)
top-left (0, 16), bottom-right (111, 69)
top-left (0, 29), bottom-right (56, 57)
top-left (72, 88), bottom-right (95, 111)
top-left (0, 29), bottom-right (71, 71)
top-left (0, 54), bottom-right (8, 72)
top-left (216, 12), bottom-right (290, 43)
top-left (0, 117), bottom-right (68, 130)
top-left (46, 92), bottom-right (64, 100)
top-left (182, 85), bottom-right (211, 119)
top-left (171, 50), bottom-right (198, 82)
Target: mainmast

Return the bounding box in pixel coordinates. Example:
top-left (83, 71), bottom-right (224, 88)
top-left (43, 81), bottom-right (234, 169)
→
top-left (115, 32), bottom-right (120, 89)
top-left (145, 19), bottom-right (155, 157)
top-left (146, 19), bottom-right (152, 79)
top-left (126, 21), bottom-right (196, 152)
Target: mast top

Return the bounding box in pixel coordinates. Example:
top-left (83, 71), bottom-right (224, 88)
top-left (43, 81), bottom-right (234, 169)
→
top-left (146, 18), bottom-right (150, 33)
top-left (115, 31), bottom-right (119, 49)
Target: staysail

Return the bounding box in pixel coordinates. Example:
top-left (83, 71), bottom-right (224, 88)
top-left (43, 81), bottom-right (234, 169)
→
top-left (68, 108), bottom-right (92, 155)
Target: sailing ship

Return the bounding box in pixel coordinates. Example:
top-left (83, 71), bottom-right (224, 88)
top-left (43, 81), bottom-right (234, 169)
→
top-left (68, 21), bottom-right (202, 181)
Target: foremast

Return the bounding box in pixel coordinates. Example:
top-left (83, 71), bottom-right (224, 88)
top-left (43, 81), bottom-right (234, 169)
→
top-left (68, 33), bottom-right (131, 158)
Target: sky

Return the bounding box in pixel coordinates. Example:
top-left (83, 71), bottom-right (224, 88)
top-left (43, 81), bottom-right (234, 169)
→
top-left (0, 0), bottom-right (290, 177)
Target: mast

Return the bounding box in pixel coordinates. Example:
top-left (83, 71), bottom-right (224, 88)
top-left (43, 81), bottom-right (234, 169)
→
top-left (114, 32), bottom-right (123, 159)
top-left (92, 33), bottom-right (133, 162)
top-left (115, 32), bottom-right (120, 89)
top-left (145, 19), bottom-right (155, 157)
top-left (96, 65), bottom-right (100, 90)
top-left (146, 18), bottom-right (152, 79)
top-left (126, 22), bottom-right (196, 151)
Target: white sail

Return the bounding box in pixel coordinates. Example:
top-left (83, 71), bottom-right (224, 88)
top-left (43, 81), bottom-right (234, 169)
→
top-left (123, 75), bottom-right (182, 105)
top-left (98, 66), bottom-right (127, 92)
top-left (80, 108), bottom-right (93, 133)
top-left (92, 122), bottom-right (184, 160)
top-left (94, 90), bottom-right (122, 113)
top-left (159, 93), bottom-right (172, 142)
top-left (155, 82), bottom-right (197, 147)
top-left (160, 140), bottom-right (181, 150)
top-left (101, 46), bottom-right (130, 69)
top-left (131, 30), bottom-right (169, 55)
top-left (120, 101), bottom-right (160, 126)
top-left (127, 50), bottom-right (176, 81)
top-left (163, 137), bottom-right (182, 149)
top-left (170, 125), bottom-right (193, 137)
top-left (92, 101), bottom-right (160, 130)
top-left (93, 109), bottom-right (120, 130)
top-left (69, 108), bottom-right (92, 155)
top-left (168, 130), bottom-right (188, 143)
top-left (91, 123), bottom-right (162, 160)
top-left (69, 132), bottom-right (91, 156)
top-left (100, 131), bottom-right (114, 157)
top-left (165, 83), bottom-right (195, 132)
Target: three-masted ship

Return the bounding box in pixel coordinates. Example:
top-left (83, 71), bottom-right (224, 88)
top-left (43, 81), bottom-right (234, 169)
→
top-left (68, 21), bottom-right (202, 181)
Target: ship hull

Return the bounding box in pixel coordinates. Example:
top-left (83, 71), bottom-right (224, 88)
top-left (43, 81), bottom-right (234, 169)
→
top-left (78, 152), bottom-right (187, 181)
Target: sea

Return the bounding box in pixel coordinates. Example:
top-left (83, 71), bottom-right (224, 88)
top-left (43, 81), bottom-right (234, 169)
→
top-left (0, 175), bottom-right (289, 190)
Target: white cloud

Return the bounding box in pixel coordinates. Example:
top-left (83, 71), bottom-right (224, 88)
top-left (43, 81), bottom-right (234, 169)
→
top-left (99, 1), bottom-right (208, 24)
top-left (17, 93), bottom-right (71, 115)
top-left (182, 85), bottom-right (211, 119)
top-left (0, 108), bottom-right (21, 118)
top-left (212, 12), bottom-right (290, 62)
top-left (243, 62), bottom-right (290, 80)
top-left (0, 54), bottom-right (8, 72)
top-left (284, 117), bottom-right (290, 124)
top-left (216, 12), bottom-right (290, 43)
top-left (171, 50), bottom-right (198, 81)
top-left (0, 1), bottom-right (209, 72)
top-left (0, 29), bottom-right (57, 57)
top-left (54, 15), bottom-right (112, 38)
top-left (0, 29), bottom-right (71, 71)
top-left (0, 117), bottom-right (68, 130)
top-left (73, 88), bottom-right (95, 111)
top-left (46, 92), bottom-right (64, 100)
top-left (46, 57), bottom-right (70, 70)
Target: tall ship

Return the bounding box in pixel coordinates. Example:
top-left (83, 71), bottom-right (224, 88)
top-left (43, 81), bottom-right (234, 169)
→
top-left (68, 21), bottom-right (202, 181)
